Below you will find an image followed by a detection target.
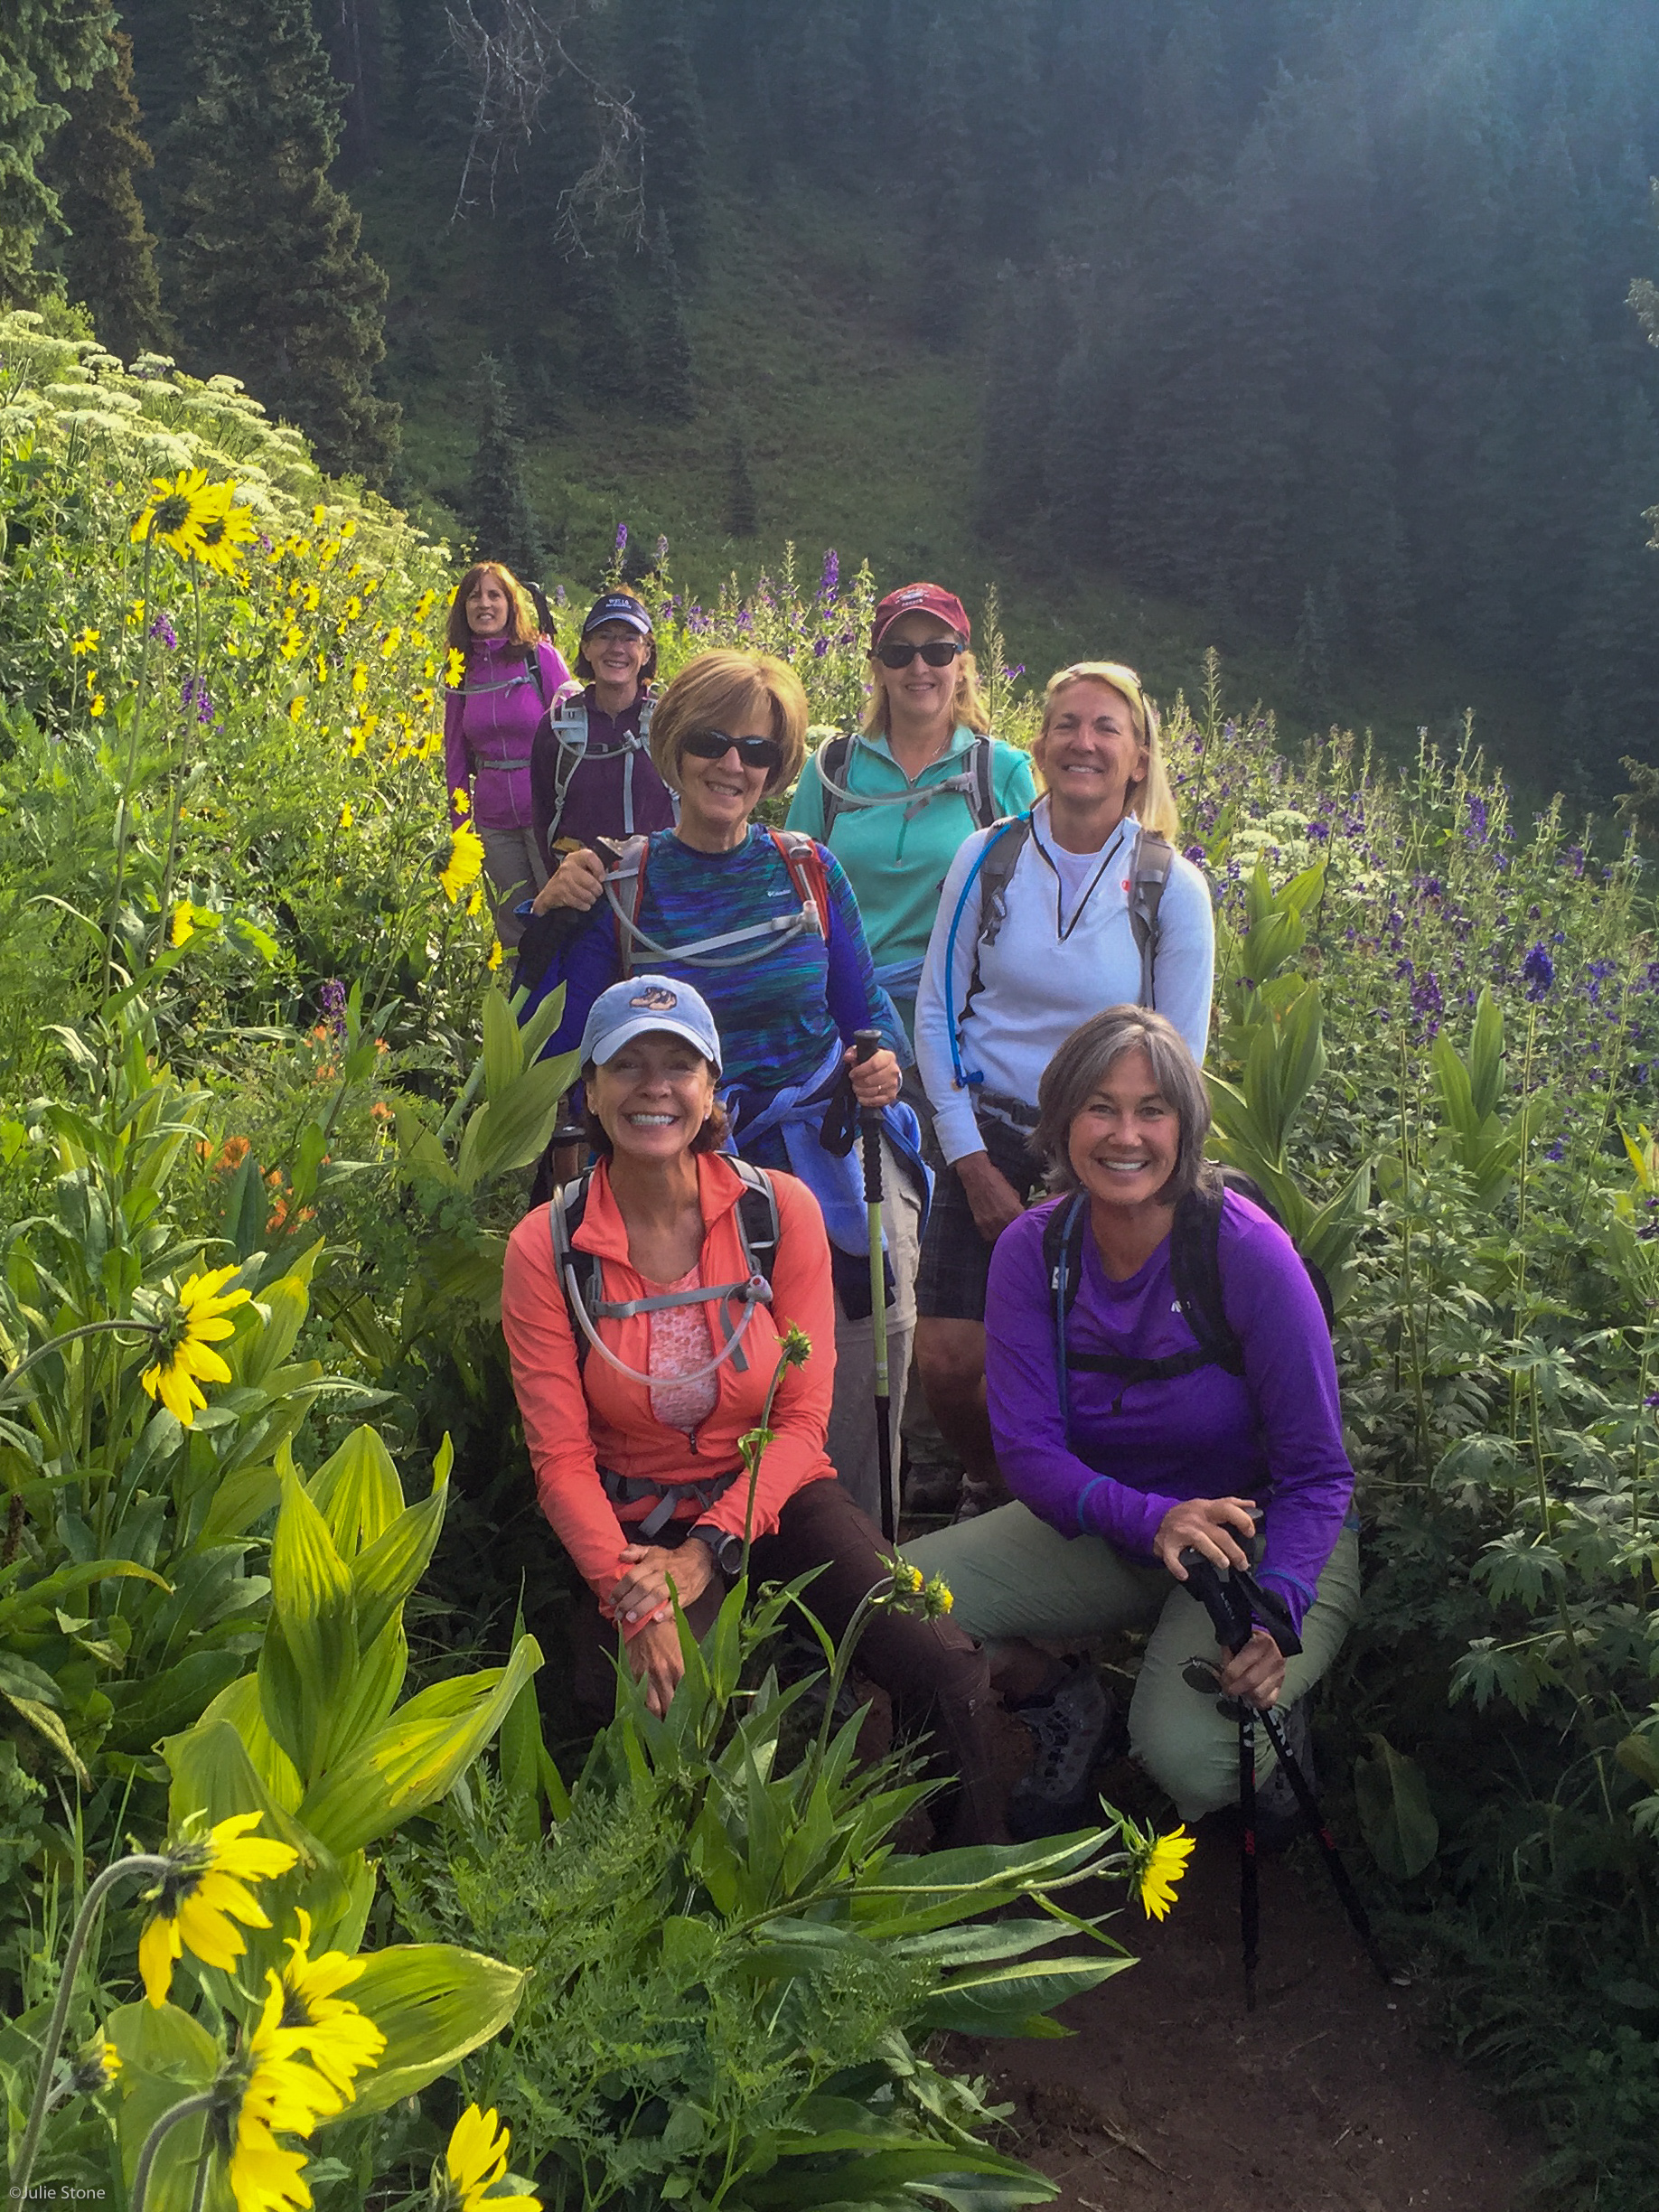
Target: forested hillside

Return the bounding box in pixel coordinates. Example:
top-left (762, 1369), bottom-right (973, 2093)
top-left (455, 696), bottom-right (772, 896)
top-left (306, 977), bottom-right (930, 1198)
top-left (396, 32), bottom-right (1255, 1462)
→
top-left (10, 0), bottom-right (1658, 790)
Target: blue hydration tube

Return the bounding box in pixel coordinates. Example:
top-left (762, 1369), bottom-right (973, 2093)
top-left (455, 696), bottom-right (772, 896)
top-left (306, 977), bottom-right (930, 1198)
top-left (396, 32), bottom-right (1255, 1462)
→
top-left (941, 815), bottom-right (1028, 1092)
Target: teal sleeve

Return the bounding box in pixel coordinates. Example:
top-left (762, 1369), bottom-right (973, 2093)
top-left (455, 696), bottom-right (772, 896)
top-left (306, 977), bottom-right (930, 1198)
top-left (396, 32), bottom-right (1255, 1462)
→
top-left (784, 751), bottom-right (827, 839)
top-left (994, 742), bottom-right (1038, 816)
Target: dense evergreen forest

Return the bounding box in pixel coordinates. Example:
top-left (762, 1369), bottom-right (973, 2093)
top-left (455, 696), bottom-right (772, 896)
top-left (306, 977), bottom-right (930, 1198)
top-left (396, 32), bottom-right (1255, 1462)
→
top-left (7, 0), bottom-right (1659, 789)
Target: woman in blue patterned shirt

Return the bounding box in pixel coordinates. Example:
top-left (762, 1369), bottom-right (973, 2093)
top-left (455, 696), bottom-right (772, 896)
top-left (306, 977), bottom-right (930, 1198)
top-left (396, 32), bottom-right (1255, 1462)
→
top-left (518, 650), bottom-right (928, 1523)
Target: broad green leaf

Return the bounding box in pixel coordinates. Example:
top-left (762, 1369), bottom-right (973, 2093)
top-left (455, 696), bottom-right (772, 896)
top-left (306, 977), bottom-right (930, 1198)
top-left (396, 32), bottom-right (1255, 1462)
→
top-left (1, 1689), bottom-right (89, 1781)
top-left (454, 1060), bottom-right (571, 1189)
top-left (1353, 1732), bottom-right (1439, 1880)
top-left (331, 1944), bottom-right (528, 2116)
top-left (267, 1467), bottom-right (357, 1773)
top-left (306, 1424), bottom-right (404, 1562)
top-left (197, 1673), bottom-right (303, 1811)
top-left (516, 979), bottom-right (568, 1067)
top-left (198, 1461), bottom-right (284, 1543)
top-left (296, 1634), bottom-right (542, 1854)
top-left (914, 1952), bottom-right (1132, 2036)
top-left (481, 984), bottom-right (520, 1101)
top-left (349, 1450), bottom-right (451, 1653)
top-left (107, 1999), bottom-right (219, 2203)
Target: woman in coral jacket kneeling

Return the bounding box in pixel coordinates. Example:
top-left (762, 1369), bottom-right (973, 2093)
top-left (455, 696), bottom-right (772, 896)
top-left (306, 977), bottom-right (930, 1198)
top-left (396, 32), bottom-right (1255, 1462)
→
top-left (500, 973), bottom-right (997, 1842)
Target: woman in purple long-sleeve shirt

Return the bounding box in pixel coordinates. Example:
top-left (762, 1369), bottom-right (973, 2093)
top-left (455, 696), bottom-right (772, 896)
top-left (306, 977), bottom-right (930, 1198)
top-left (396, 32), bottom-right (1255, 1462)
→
top-left (443, 562), bottom-right (573, 949)
top-left (904, 1006), bottom-right (1360, 1838)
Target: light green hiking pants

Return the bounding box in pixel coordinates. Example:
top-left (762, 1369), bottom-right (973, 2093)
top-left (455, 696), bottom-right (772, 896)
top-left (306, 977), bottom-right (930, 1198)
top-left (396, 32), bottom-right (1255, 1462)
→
top-left (904, 1506), bottom-right (1361, 1822)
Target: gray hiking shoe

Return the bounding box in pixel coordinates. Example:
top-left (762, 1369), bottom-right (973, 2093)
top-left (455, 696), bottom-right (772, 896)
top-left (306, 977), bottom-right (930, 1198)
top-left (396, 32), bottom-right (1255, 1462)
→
top-left (1008, 1660), bottom-right (1116, 1840)
top-left (1255, 1696), bottom-right (1314, 1848)
top-left (952, 1470), bottom-right (1011, 1522)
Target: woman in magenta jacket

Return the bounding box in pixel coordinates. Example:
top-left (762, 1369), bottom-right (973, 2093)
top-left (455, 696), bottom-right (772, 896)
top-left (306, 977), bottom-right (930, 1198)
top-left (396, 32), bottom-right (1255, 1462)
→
top-left (443, 561), bottom-right (572, 947)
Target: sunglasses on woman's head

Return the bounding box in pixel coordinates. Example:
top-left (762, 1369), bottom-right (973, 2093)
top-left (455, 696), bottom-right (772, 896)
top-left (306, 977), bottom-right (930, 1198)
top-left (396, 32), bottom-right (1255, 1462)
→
top-left (680, 728), bottom-right (784, 771)
top-left (875, 639), bottom-right (963, 669)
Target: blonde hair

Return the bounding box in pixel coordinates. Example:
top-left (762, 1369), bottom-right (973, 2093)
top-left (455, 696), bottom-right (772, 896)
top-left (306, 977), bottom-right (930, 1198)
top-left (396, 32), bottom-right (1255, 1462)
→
top-left (860, 623), bottom-right (991, 738)
top-left (650, 649), bottom-right (808, 796)
top-left (1037, 662), bottom-right (1180, 839)
top-left (447, 562), bottom-right (540, 651)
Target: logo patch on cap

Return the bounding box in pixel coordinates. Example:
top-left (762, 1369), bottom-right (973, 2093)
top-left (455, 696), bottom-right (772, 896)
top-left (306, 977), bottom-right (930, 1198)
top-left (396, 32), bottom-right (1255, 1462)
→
top-left (631, 986), bottom-right (678, 1010)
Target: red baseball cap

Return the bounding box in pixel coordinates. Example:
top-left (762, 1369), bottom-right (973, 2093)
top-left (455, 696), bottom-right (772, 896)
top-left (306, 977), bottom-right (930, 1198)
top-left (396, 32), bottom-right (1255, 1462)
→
top-left (870, 582), bottom-right (971, 648)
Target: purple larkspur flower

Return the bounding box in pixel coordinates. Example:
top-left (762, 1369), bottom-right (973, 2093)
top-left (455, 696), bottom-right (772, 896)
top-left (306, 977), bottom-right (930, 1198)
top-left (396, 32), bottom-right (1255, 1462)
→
top-left (1545, 1139), bottom-right (1566, 1161)
top-left (812, 637), bottom-right (828, 658)
top-left (318, 979), bottom-right (346, 1033)
top-left (614, 522), bottom-right (628, 554)
top-left (1645, 1390), bottom-right (1659, 1410)
top-left (819, 548), bottom-right (839, 599)
top-left (1565, 845), bottom-right (1586, 877)
top-left (1467, 795), bottom-right (1488, 839)
top-left (1523, 943), bottom-right (1555, 999)
top-left (1185, 844), bottom-right (1204, 865)
top-left (149, 610), bottom-right (178, 649)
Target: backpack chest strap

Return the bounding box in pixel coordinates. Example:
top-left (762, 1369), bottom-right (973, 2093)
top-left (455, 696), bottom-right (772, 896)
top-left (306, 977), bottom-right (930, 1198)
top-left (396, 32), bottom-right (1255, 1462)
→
top-left (599, 1465), bottom-right (742, 1539)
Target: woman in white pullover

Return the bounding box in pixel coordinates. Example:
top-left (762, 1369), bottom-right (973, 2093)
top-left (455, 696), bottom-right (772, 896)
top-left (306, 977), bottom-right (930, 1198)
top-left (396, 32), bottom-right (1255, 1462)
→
top-left (912, 661), bottom-right (1214, 1514)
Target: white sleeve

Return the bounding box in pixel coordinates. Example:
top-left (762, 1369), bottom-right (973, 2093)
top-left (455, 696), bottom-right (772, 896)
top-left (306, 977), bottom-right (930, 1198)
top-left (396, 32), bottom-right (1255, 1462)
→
top-left (1148, 852), bottom-right (1215, 1066)
top-left (914, 830), bottom-right (993, 1163)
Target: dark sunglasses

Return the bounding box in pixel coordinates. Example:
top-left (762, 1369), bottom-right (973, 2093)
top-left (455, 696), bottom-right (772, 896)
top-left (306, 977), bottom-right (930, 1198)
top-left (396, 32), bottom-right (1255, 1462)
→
top-left (680, 728), bottom-right (784, 772)
top-left (875, 639), bottom-right (963, 669)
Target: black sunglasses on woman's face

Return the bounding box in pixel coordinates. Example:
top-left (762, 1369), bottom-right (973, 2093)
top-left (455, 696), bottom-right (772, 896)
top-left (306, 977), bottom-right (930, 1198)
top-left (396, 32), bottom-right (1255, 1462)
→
top-left (680, 729), bottom-right (784, 771)
top-left (875, 639), bottom-right (963, 669)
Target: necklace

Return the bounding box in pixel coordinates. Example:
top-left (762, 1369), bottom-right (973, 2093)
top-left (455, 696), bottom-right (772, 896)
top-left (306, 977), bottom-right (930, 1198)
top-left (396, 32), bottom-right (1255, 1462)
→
top-left (1033, 813), bottom-right (1130, 942)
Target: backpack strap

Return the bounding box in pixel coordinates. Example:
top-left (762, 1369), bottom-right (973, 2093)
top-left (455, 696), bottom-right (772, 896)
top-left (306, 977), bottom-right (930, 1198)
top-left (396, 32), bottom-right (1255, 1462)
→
top-left (1167, 1174), bottom-right (1246, 1374)
top-left (813, 730), bottom-right (1001, 842)
top-left (766, 828), bottom-right (833, 936)
top-left (549, 1172), bottom-right (598, 1373)
top-left (814, 732), bottom-right (855, 842)
top-left (942, 815), bottom-right (1031, 1090)
top-left (968, 735), bottom-right (998, 830)
top-left (1129, 828), bottom-right (1176, 1009)
top-left (1044, 1193), bottom-right (1089, 1446)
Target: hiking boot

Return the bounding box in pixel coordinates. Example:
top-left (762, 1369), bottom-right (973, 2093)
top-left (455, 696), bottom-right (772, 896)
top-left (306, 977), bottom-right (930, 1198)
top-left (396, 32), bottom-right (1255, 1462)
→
top-left (1254, 1696), bottom-right (1314, 1851)
top-left (1008, 1659), bottom-right (1119, 1840)
top-left (953, 1469), bottom-right (1011, 1522)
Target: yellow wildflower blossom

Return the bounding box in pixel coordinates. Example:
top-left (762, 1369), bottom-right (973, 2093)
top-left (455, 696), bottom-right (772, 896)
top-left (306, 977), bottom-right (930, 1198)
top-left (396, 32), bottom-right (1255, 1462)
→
top-left (380, 626), bottom-right (402, 659)
top-left (1132, 1825), bottom-right (1195, 1922)
top-left (339, 801), bottom-right (352, 828)
top-left (131, 468), bottom-right (228, 560)
top-left (195, 495), bottom-right (259, 577)
top-left (437, 824), bottom-right (485, 904)
top-left (71, 625), bottom-right (99, 655)
top-left (438, 2105), bottom-right (539, 2212)
top-left (137, 1812), bottom-right (298, 2007)
top-left (445, 647), bottom-right (466, 689)
top-left (140, 1262), bottom-right (252, 1428)
top-left (267, 1910), bottom-right (387, 2098)
top-left (487, 937), bottom-right (503, 971)
top-left (89, 692), bottom-right (106, 717)
top-left (226, 1973), bottom-right (346, 2212)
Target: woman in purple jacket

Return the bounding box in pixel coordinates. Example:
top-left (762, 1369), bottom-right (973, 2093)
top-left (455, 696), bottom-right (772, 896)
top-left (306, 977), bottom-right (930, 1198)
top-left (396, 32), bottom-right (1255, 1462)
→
top-left (904, 1006), bottom-right (1359, 1839)
top-left (443, 562), bottom-right (573, 948)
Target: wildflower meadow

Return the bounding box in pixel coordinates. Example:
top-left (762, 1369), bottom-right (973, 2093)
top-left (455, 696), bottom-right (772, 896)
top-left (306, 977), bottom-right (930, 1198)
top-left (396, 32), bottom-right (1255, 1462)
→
top-left (3, 307), bottom-right (1659, 2207)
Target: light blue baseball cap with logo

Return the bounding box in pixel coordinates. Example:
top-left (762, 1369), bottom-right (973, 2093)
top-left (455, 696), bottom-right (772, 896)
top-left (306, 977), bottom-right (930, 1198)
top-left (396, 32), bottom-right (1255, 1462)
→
top-left (577, 974), bottom-right (723, 1074)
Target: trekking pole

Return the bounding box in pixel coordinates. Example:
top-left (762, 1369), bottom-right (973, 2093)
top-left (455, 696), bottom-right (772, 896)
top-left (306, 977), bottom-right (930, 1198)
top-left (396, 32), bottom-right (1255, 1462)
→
top-left (852, 1028), bottom-right (897, 1543)
top-left (1179, 1542), bottom-right (1392, 2009)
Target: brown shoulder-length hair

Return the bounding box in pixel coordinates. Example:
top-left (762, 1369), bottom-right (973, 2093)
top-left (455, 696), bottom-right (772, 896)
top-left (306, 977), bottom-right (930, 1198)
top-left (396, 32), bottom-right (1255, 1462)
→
top-left (1034, 1006), bottom-right (1211, 1205)
top-left (581, 1074), bottom-right (731, 1161)
top-left (576, 594), bottom-right (659, 684)
top-left (650, 649), bottom-right (809, 796)
top-left (446, 562), bottom-right (540, 651)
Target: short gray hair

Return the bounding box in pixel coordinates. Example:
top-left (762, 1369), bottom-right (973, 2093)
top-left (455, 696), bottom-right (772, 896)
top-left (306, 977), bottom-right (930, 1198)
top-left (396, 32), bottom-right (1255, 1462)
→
top-left (1034, 1007), bottom-right (1211, 1203)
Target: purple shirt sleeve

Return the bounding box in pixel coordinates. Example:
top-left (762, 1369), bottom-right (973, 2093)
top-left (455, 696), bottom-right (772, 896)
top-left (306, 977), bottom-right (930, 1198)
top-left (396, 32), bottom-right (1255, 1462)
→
top-left (820, 844), bottom-right (893, 1047)
top-left (1214, 1201), bottom-right (1353, 1626)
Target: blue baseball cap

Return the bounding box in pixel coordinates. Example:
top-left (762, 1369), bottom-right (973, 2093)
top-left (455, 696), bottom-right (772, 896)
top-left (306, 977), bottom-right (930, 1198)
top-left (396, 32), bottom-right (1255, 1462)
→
top-left (578, 976), bottom-right (722, 1073)
top-left (581, 592), bottom-right (652, 638)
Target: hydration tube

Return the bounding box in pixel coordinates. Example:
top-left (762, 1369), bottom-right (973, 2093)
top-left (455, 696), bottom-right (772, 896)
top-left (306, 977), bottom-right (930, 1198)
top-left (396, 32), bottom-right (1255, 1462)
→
top-left (561, 1265), bottom-right (771, 1387)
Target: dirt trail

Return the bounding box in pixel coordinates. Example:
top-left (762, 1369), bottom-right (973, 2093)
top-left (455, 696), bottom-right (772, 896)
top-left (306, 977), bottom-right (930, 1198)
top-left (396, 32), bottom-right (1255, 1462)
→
top-left (952, 1813), bottom-right (1538, 2212)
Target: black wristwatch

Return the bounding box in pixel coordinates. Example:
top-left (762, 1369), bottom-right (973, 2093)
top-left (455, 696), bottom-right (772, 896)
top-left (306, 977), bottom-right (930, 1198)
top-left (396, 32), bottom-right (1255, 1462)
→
top-left (689, 1524), bottom-right (745, 1579)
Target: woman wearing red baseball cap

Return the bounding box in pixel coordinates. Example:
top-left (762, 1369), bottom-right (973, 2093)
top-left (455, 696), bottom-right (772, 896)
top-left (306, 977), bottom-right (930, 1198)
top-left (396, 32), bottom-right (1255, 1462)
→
top-left (787, 584), bottom-right (1036, 1045)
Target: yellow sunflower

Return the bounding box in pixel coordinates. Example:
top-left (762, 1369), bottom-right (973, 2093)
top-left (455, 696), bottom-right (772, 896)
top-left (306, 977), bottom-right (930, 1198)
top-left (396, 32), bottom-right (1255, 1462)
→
top-left (437, 823), bottom-right (486, 905)
top-left (138, 1812), bottom-right (300, 2008)
top-left (268, 1911), bottom-right (387, 2098)
top-left (225, 1975), bottom-right (346, 2212)
top-left (195, 495), bottom-right (260, 577)
top-left (140, 1262), bottom-right (252, 1426)
top-left (1132, 1825), bottom-right (1195, 1922)
top-left (437, 2105), bottom-right (540, 2211)
top-left (130, 469), bottom-right (232, 561)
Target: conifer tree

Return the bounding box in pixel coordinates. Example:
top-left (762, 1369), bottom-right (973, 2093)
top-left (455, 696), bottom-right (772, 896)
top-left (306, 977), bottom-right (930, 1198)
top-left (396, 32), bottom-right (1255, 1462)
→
top-left (642, 207), bottom-right (695, 423)
top-left (462, 354), bottom-right (544, 579)
top-left (634, 0), bottom-right (709, 268)
top-left (162, 0), bottom-right (399, 483)
top-left (0, 0), bottom-right (114, 305)
top-left (43, 28), bottom-right (168, 361)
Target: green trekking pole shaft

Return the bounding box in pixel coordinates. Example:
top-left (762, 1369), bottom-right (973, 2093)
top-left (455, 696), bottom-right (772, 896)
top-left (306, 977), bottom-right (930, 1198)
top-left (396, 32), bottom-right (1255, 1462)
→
top-left (852, 1028), bottom-right (896, 1542)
